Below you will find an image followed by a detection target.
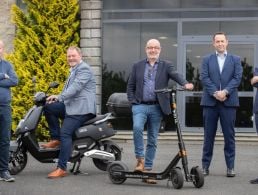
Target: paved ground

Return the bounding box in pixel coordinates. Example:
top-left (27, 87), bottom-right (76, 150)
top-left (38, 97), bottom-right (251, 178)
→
top-left (0, 140), bottom-right (258, 195)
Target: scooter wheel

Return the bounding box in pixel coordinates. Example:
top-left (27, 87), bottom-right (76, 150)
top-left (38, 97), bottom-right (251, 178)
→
top-left (107, 161), bottom-right (128, 184)
top-left (171, 167), bottom-right (184, 189)
top-left (9, 149), bottom-right (27, 175)
top-left (190, 166), bottom-right (204, 188)
top-left (93, 140), bottom-right (122, 171)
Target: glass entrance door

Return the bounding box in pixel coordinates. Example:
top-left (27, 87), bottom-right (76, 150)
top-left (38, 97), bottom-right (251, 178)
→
top-left (179, 37), bottom-right (256, 132)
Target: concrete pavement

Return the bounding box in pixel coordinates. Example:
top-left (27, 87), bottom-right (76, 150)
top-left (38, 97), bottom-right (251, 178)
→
top-left (0, 140), bottom-right (258, 195)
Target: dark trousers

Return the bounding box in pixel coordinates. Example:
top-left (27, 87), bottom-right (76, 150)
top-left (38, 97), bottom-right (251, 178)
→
top-left (0, 105), bottom-right (11, 172)
top-left (44, 102), bottom-right (95, 170)
top-left (255, 114), bottom-right (258, 134)
top-left (202, 103), bottom-right (236, 169)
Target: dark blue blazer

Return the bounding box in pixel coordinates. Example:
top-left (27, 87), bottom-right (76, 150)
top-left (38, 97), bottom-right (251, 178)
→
top-left (200, 53), bottom-right (243, 107)
top-left (252, 67), bottom-right (258, 113)
top-left (127, 59), bottom-right (188, 115)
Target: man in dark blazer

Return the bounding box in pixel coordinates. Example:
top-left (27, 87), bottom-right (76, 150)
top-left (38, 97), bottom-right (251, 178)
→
top-left (42, 46), bottom-right (96, 179)
top-left (127, 38), bottom-right (193, 184)
top-left (200, 32), bottom-right (243, 177)
top-left (250, 67), bottom-right (258, 184)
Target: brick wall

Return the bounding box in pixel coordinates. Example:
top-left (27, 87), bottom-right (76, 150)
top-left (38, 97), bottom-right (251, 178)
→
top-left (80, 0), bottom-right (103, 114)
top-left (0, 0), bottom-right (15, 52)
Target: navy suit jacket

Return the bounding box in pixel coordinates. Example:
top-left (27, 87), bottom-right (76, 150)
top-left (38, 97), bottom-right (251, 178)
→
top-left (127, 59), bottom-right (188, 115)
top-left (200, 53), bottom-right (243, 107)
top-left (252, 67), bottom-right (258, 113)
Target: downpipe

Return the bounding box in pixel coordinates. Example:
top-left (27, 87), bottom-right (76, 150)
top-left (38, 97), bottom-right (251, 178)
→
top-left (84, 149), bottom-right (115, 161)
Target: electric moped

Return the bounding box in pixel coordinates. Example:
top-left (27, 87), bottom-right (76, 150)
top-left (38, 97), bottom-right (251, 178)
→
top-left (9, 81), bottom-right (122, 175)
top-left (107, 88), bottom-right (204, 189)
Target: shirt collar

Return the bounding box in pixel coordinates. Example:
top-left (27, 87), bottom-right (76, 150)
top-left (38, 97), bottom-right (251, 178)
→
top-left (70, 60), bottom-right (82, 72)
top-left (216, 51), bottom-right (227, 57)
top-left (146, 58), bottom-right (159, 64)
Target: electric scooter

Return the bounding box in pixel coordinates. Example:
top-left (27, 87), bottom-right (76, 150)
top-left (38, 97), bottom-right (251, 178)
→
top-left (9, 81), bottom-right (122, 175)
top-left (107, 88), bottom-right (204, 189)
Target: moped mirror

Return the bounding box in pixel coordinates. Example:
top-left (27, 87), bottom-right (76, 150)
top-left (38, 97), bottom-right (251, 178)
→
top-left (49, 81), bottom-right (59, 88)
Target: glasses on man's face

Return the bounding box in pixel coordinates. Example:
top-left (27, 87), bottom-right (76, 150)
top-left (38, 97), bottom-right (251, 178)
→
top-left (146, 46), bottom-right (160, 50)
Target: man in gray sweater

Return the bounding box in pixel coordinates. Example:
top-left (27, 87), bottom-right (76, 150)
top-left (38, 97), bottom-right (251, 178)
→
top-left (0, 40), bottom-right (18, 182)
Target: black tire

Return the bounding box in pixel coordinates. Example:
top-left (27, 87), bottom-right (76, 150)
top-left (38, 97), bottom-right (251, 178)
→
top-left (190, 166), bottom-right (204, 188)
top-left (171, 167), bottom-right (184, 189)
top-left (92, 140), bottom-right (122, 171)
top-left (9, 148), bottom-right (27, 175)
top-left (107, 161), bottom-right (128, 184)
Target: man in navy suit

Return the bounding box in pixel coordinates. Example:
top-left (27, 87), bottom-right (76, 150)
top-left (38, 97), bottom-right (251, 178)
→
top-left (200, 32), bottom-right (243, 177)
top-left (249, 68), bottom-right (258, 184)
top-left (127, 39), bottom-right (193, 184)
top-left (42, 46), bottom-right (96, 179)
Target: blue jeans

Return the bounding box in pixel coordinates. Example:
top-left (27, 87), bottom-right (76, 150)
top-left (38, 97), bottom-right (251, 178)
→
top-left (132, 104), bottom-right (163, 169)
top-left (44, 102), bottom-right (95, 170)
top-left (0, 105), bottom-right (12, 172)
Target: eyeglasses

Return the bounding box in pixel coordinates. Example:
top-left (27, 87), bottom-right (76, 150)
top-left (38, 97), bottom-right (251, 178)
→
top-left (146, 46), bottom-right (161, 50)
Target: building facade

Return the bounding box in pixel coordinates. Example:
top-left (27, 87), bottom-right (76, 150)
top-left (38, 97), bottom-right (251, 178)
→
top-left (2, 0), bottom-right (258, 132)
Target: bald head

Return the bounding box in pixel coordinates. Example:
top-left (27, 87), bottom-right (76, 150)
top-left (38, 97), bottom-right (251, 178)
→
top-left (145, 39), bottom-right (161, 64)
top-left (146, 39), bottom-right (161, 48)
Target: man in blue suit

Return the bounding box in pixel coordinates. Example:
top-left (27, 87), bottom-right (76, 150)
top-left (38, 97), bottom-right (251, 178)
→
top-left (127, 38), bottom-right (193, 184)
top-left (42, 46), bottom-right (96, 179)
top-left (249, 68), bottom-right (258, 184)
top-left (200, 32), bottom-right (243, 177)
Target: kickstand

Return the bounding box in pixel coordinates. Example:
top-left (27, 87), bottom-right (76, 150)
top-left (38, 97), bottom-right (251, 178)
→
top-left (70, 158), bottom-right (88, 175)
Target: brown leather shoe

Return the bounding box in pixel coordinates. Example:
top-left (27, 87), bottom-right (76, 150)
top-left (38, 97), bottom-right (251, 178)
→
top-left (47, 168), bottom-right (67, 179)
top-left (142, 169), bottom-right (157, 184)
top-left (134, 158), bottom-right (144, 172)
top-left (41, 140), bottom-right (60, 149)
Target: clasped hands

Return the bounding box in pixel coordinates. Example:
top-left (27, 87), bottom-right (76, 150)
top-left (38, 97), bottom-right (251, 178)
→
top-left (213, 90), bottom-right (227, 102)
top-left (46, 95), bottom-right (58, 104)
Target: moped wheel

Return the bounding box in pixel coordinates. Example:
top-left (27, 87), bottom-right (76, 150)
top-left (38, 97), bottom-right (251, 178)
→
top-left (171, 167), bottom-right (184, 189)
top-left (190, 166), bottom-right (204, 188)
top-left (92, 140), bottom-right (122, 171)
top-left (9, 149), bottom-right (27, 175)
top-left (107, 161), bottom-right (128, 184)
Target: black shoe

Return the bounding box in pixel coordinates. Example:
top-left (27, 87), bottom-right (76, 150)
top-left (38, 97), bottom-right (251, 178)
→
top-left (250, 178), bottom-right (258, 184)
top-left (202, 168), bottom-right (209, 176)
top-left (226, 168), bottom-right (236, 177)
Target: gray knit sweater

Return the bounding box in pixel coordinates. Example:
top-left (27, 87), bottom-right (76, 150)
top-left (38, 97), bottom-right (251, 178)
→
top-left (0, 59), bottom-right (18, 105)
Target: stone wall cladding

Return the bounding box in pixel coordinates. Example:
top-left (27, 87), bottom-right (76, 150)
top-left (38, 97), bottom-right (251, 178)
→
top-left (80, 0), bottom-right (102, 114)
top-left (0, 0), bottom-right (15, 52)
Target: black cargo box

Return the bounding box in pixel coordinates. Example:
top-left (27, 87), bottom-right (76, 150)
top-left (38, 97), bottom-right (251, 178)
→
top-left (106, 93), bottom-right (132, 117)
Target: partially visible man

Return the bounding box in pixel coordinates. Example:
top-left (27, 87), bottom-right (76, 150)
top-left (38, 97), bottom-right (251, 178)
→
top-left (200, 32), bottom-right (242, 177)
top-left (127, 38), bottom-right (193, 184)
top-left (0, 40), bottom-right (18, 182)
top-left (249, 67), bottom-right (258, 184)
top-left (42, 46), bottom-right (96, 179)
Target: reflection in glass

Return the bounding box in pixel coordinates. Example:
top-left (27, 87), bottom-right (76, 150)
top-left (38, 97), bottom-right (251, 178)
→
top-left (236, 97), bottom-right (253, 128)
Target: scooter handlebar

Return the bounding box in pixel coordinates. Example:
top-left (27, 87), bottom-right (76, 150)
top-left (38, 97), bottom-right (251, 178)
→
top-left (154, 87), bottom-right (185, 93)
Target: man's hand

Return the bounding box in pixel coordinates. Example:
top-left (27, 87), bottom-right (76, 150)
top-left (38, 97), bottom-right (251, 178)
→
top-left (184, 83), bottom-right (194, 90)
top-left (213, 90), bottom-right (227, 102)
top-left (251, 76), bottom-right (258, 85)
top-left (4, 74), bottom-right (9, 79)
top-left (46, 95), bottom-right (58, 104)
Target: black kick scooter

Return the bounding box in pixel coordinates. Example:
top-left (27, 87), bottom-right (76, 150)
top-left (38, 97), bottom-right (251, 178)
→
top-left (107, 88), bottom-right (204, 189)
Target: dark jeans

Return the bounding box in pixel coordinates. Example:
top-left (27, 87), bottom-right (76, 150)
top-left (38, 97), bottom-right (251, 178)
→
top-left (44, 102), bottom-right (95, 170)
top-left (0, 105), bottom-right (11, 172)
